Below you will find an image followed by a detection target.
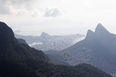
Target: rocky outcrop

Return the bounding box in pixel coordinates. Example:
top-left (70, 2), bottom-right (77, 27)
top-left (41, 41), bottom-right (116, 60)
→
top-left (58, 23), bottom-right (116, 74)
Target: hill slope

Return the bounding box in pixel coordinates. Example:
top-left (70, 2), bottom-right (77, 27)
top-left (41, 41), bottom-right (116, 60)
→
top-left (0, 22), bottom-right (49, 62)
top-left (57, 23), bottom-right (116, 74)
top-left (0, 22), bottom-right (112, 77)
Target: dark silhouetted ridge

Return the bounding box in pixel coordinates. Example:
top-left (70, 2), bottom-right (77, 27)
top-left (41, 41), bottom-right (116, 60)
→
top-left (85, 23), bottom-right (110, 40)
top-left (0, 21), bottom-right (16, 44)
top-left (85, 29), bottom-right (94, 39)
top-left (0, 22), bottom-right (112, 77)
top-left (0, 21), bottom-right (49, 61)
top-left (95, 23), bottom-right (109, 36)
top-left (58, 23), bottom-right (116, 74)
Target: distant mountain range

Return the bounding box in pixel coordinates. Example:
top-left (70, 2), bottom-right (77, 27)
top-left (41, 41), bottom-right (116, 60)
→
top-left (0, 21), bottom-right (111, 77)
top-left (15, 31), bottom-right (85, 51)
top-left (51, 23), bottom-right (116, 74)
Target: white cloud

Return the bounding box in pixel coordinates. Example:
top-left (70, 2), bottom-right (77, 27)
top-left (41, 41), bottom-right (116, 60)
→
top-left (1, 0), bottom-right (116, 36)
top-left (10, 7), bottom-right (41, 16)
top-left (44, 7), bottom-right (63, 17)
top-left (0, 1), bottom-right (11, 14)
top-left (0, 0), bottom-right (41, 16)
top-left (82, 1), bottom-right (92, 10)
top-left (0, 0), bottom-right (38, 6)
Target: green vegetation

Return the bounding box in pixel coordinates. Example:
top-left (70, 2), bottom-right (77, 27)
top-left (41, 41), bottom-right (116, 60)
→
top-left (0, 41), bottom-right (112, 77)
top-left (0, 60), bottom-right (112, 77)
top-left (0, 22), bottom-right (112, 77)
top-left (47, 54), bottom-right (69, 65)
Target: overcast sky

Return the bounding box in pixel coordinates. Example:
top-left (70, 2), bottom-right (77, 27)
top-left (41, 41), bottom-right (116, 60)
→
top-left (0, 0), bottom-right (116, 36)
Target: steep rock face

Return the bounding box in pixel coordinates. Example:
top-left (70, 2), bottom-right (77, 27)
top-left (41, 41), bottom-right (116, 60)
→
top-left (85, 23), bottom-right (116, 55)
top-left (59, 23), bottom-right (116, 74)
top-left (94, 23), bottom-right (116, 55)
top-left (85, 29), bottom-right (94, 39)
top-left (0, 21), bottom-right (49, 62)
top-left (0, 22), bottom-right (16, 44)
top-left (0, 22), bottom-right (18, 60)
top-left (95, 23), bottom-right (109, 35)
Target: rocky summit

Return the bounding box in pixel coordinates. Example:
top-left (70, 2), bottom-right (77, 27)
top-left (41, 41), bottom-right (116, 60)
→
top-left (57, 23), bottom-right (116, 74)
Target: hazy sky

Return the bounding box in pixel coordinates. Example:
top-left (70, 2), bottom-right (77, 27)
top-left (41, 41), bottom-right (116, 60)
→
top-left (0, 0), bottom-right (116, 36)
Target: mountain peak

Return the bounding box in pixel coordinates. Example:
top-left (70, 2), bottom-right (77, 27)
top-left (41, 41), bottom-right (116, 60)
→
top-left (95, 23), bottom-right (109, 34)
top-left (0, 22), bottom-right (49, 61)
top-left (0, 21), bottom-right (16, 44)
top-left (96, 23), bottom-right (103, 27)
top-left (40, 32), bottom-right (50, 39)
top-left (85, 23), bottom-right (110, 40)
top-left (85, 29), bottom-right (94, 39)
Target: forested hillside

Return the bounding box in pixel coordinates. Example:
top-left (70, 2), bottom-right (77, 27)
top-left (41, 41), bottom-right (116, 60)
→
top-left (0, 22), bottom-right (112, 77)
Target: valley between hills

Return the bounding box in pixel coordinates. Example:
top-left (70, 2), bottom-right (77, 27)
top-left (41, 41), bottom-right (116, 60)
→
top-left (16, 23), bottom-right (116, 76)
top-left (0, 21), bottom-right (113, 77)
